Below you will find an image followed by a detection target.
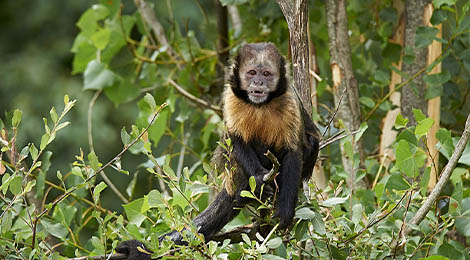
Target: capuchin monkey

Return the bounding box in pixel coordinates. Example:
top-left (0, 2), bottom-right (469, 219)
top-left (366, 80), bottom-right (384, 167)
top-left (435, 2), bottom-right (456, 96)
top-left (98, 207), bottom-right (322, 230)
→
top-left (116, 42), bottom-right (320, 259)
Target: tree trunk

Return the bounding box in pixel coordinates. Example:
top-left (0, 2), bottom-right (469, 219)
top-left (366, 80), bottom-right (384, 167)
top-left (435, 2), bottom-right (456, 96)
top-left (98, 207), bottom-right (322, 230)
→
top-left (325, 0), bottom-right (363, 191)
top-left (424, 3), bottom-right (442, 189)
top-left (379, 0), bottom-right (405, 167)
top-left (276, 0), bottom-right (312, 115)
top-left (400, 0), bottom-right (429, 125)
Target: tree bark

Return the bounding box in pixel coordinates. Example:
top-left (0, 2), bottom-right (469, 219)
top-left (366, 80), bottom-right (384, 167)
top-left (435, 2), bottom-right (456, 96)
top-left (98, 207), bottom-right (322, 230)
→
top-left (308, 23), bottom-right (327, 190)
top-left (325, 0), bottom-right (363, 190)
top-left (276, 0), bottom-right (312, 115)
top-left (400, 0), bottom-right (430, 126)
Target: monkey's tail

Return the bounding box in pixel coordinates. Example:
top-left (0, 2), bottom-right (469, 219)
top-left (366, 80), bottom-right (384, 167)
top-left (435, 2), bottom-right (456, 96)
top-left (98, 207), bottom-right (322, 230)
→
top-left (193, 188), bottom-right (242, 239)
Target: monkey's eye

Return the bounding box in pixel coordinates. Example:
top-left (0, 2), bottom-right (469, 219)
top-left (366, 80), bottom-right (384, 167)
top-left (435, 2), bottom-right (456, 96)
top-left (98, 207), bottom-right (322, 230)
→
top-left (247, 70), bottom-right (257, 76)
top-left (263, 71), bottom-right (271, 77)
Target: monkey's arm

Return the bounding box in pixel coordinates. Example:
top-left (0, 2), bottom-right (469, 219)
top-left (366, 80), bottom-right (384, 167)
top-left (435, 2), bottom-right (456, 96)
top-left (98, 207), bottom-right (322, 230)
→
top-left (276, 150), bottom-right (302, 228)
top-left (229, 134), bottom-right (270, 178)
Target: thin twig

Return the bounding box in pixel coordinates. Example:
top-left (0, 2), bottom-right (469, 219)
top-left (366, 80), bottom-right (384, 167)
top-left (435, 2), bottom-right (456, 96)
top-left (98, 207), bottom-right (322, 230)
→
top-left (323, 88), bottom-right (346, 138)
top-left (168, 79), bottom-right (222, 115)
top-left (87, 90), bottom-right (102, 153)
top-left (87, 90), bottom-right (128, 204)
top-left (319, 129), bottom-right (361, 150)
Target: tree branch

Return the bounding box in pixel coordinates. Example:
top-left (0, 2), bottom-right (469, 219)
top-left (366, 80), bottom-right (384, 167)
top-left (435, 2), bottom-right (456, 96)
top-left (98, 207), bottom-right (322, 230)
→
top-left (402, 112), bottom-right (470, 239)
top-left (168, 79), bottom-right (222, 115)
top-left (134, 0), bottom-right (177, 57)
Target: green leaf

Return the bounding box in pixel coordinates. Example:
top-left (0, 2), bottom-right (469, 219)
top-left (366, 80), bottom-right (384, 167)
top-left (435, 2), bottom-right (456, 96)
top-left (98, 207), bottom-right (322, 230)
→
top-left (413, 109), bottom-right (426, 122)
top-left (9, 175), bottom-right (22, 195)
top-left (415, 118), bottom-right (434, 138)
top-left (72, 41), bottom-right (96, 74)
top-left (439, 137), bottom-right (470, 166)
top-left (83, 60), bottom-right (116, 90)
top-left (424, 71), bottom-right (451, 87)
top-left (93, 181), bottom-right (107, 203)
top-left (425, 84), bottom-right (443, 99)
top-left (437, 242), bottom-right (464, 260)
top-left (41, 219), bottom-right (68, 239)
top-left (436, 128), bottom-right (454, 157)
top-left (12, 109), bottom-right (22, 128)
top-left (53, 204), bottom-right (78, 226)
top-left (351, 204), bottom-right (363, 225)
top-left (240, 190), bottom-right (256, 199)
top-left (433, 0), bottom-right (456, 8)
top-left (249, 176), bottom-right (256, 193)
top-left (71, 166), bottom-right (84, 179)
top-left (148, 109), bottom-right (169, 146)
top-left (50, 107), bottom-right (58, 124)
top-left (30, 144), bottom-right (39, 161)
top-left (144, 93), bottom-right (157, 111)
top-left (1, 211), bottom-right (12, 234)
top-left (355, 123), bottom-right (368, 141)
top-left (40, 134), bottom-right (50, 151)
top-left (88, 151), bottom-right (100, 171)
top-left (396, 140), bottom-right (417, 177)
top-left (321, 196), bottom-right (349, 207)
top-left (76, 4), bottom-right (109, 36)
top-left (121, 127), bottom-right (131, 146)
top-left (123, 198), bottom-right (147, 226)
top-left (266, 237), bottom-right (282, 249)
top-left (91, 28), bottom-right (110, 50)
top-left (359, 97), bottom-right (375, 108)
top-left (415, 26), bottom-right (440, 48)
top-left (312, 212), bottom-right (326, 235)
top-left (295, 207), bottom-right (316, 220)
top-left (56, 122), bottom-right (71, 131)
top-left (386, 173), bottom-right (411, 191)
top-left (455, 198), bottom-right (470, 236)
top-left (394, 113), bottom-right (408, 129)
top-left (147, 189), bottom-right (164, 208)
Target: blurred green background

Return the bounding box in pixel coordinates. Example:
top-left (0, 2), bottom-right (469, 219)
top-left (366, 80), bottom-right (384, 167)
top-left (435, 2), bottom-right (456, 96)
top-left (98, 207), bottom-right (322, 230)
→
top-left (0, 1), bottom-right (142, 211)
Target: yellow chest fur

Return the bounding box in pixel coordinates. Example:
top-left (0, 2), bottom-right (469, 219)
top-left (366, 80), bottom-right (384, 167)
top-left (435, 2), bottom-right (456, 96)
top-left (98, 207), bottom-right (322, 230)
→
top-left (223, 88), bottom-right (301, 151)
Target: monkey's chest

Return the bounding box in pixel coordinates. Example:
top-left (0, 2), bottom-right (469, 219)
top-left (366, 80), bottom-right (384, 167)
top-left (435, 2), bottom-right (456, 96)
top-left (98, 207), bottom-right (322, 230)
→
top-left (225, 105), bottom-right (300, 151)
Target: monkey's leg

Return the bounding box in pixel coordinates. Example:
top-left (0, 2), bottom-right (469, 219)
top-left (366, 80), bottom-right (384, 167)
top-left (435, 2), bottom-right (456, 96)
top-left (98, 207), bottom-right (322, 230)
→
top-left (163, 188), bottom-right (244, 244)
top-left (275, 150), bottom-right (302, 228)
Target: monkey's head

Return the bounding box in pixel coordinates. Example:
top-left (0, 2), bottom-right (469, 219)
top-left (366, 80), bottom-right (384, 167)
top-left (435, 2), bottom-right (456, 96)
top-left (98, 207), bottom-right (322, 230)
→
top-left (229, 43), bottom-right (288, 105)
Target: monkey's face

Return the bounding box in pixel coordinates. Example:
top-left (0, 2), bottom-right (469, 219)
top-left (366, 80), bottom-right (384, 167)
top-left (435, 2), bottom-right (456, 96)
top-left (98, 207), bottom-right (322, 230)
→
top-left (237, 44), bottom-right (281, 104)
top-left (239, 62), bottom-right (279, 104)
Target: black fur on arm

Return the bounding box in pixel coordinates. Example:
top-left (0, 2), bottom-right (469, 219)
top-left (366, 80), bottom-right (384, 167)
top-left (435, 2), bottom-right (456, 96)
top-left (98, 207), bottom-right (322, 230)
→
top-left (275, 150), bottom-right (302, 228)
top-left (229, 134), bottom-right (271, 182)
top-left (299, 104), bottom-right (320, 180)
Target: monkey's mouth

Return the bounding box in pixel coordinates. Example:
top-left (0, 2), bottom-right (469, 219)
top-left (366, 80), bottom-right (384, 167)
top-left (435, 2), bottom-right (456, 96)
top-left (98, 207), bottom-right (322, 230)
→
top-left (249, 90), bottom-right (268, 97)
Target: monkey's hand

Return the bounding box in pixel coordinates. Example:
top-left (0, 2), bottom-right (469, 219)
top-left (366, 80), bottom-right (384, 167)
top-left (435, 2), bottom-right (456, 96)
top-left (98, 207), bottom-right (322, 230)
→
top-left (254, 172), bottom-right (274, 198)
top-left (115, 240), bottom-right (152, 260)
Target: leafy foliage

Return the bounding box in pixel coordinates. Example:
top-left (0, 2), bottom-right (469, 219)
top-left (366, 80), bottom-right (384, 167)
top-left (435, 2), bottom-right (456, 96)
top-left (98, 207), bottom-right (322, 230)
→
top-left (1, 0), bottom-right (470, 259)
